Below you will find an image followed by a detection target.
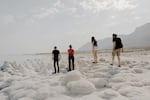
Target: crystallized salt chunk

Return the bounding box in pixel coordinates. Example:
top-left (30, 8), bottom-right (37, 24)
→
top-left (67, 79), bottom-right (96, 95)
top-left (61, 70), bottom-right (83, 85)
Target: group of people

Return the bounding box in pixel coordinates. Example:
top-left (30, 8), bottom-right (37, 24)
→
top-left (52, 33), bottom-right (123, 74)
top-left (52, 45), bottom-right (75, 74)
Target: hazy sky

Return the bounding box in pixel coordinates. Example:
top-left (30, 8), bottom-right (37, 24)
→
top-left (0, 0), bottom-right (150, 55)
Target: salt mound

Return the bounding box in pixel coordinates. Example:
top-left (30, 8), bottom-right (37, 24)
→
top-left (0, 61), bottom-right (14, 74)
top-left (110, 77), bottom-right (125, 83)
top-left (0, 94), bottom-right (8, 100)
top-left (93, 72), bottom-right (110, 78)
top-left (99, 58), bottom-right (106, 62)
top-left (118, 86), bottom-right (141, 97)
top-left (109, 69), bottom-right (119, 75)
top-left (110, 83), bottom-right (130, 91)
top-left (0, 78), bottom-right (14, 90)
top-left (67, 79), bottom-right (96, 95)
top-left (33, 87), bottom-right (57, 100)
top-left (144, 65), bottom-right (150, 70)
top-left (129, 82), bottom-right (144, 87)
top-left (19, 97), bottom-right (33, 100)
top-left (133, 68), bottom-right (143, 73)
top-left (100, 89), bottom-right (118, 99)
top-left (143, 80), bottom-right (150, 86)
top-left (89, 78), bottom-right (107, 88)
top-left (61, 70), bottom-right (83, 85)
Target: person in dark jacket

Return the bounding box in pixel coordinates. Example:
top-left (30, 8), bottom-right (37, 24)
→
top-left (68, 45), bottom-right (75, 71)
top-left (52, 46), bottom-right (61, 74)
top-left (111, 33), bottom-right (123, 67)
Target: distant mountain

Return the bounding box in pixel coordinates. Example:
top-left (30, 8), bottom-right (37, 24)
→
top-left (79, 23), bottom-right (150, 51)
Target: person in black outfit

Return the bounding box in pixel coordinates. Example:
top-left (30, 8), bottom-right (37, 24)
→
top-left (52, 46), bottom-right (61, 74)
top-left (111, 33), bottom-right (123, 67)
top-left (68, 45), bottom-right (75, 71)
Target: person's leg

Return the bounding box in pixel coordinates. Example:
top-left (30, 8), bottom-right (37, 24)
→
top-left (68, 56), bottom-right (71, 71)
top-left (94, 50), bottom-right (98, 63)
top-left (72, 56), bottom-right (75, 70)
top-left (116, 49), bottom-right (121, 67)
top-left (53, 60), bottom-right (56, 73)
top-left (111, 50), bottom-right (115, 65)
top-left (92, 50), bottom-right (95, 62)
top-left (56, 60), bottom-right (59, 73)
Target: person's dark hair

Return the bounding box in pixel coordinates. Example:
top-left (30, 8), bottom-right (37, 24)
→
top-left (112, 33), bottom-right (117, 42)
top-left (113, 33), bottom-right (117, 38)
top-left (69, 45), bottom-right (72, 48)
top-left (54, 46), bottom-right (57, 49)
top-left (91, 36), bottom-right (97, 46)
top-left (91, 36), bottom-right (95, 42)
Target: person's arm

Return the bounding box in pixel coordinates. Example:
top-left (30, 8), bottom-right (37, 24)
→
top-left (121, 40), bottom-right (124, 52)
top-left (73, 49), bottom-right (75, 55)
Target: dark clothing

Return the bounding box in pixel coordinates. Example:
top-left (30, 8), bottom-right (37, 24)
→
top-left (52, 50), bottom-right (60, 73)
top-left (53, 59), bottom-right (59, 73)
top-left (92, 40), bottom-right (97, 46)
top-left (113, 38), bottom-right (123, 49)
top-left (52, 50), bottom-right (60, 60)
top-left (68, 48), bottom-right (75, 71)
top-left (68, 56), bottom-right (74, 71)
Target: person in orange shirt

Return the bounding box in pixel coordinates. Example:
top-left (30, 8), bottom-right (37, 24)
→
top-left (68, 45), bottom-right (75, 71)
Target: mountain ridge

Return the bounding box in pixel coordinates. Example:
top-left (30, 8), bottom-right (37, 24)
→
top-left (79, 22), bottom-right (150, 51)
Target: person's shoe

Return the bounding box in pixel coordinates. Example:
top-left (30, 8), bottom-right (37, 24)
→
top-left (67, 69), bottom-right (71, 72)
top-left (52, 72), bottom-right (56, 74)
top-left (118, 65), bottom-right (121, 67)
top-left (110, 64), bottom-right (113, 66)
top-left (92, 61), bottom-right (98, 64)
top-left (93, 62), bottom-right (97, 64)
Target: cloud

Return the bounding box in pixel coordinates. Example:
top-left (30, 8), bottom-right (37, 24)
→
top-left (113, 0), bottom-right (137, 10)
top-left (33, 7), bottom-right (58, 20)
top-left (134, 16), bottom-right (141, 20)
top-left (0, 15), bottom-right (15, 25)
top-left (80, 0), bottom-right (137, 13)
top-left (31, 0), bottom-right (64, 20)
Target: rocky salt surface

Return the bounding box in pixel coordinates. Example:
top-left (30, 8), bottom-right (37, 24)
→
top-left (0, 49), bottom-right (150, 100)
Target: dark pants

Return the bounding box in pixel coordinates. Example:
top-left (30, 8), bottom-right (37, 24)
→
top-left (54, 59), bottom-right (59, 73)
top-left (68, 56), bottom-right (74, 71)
